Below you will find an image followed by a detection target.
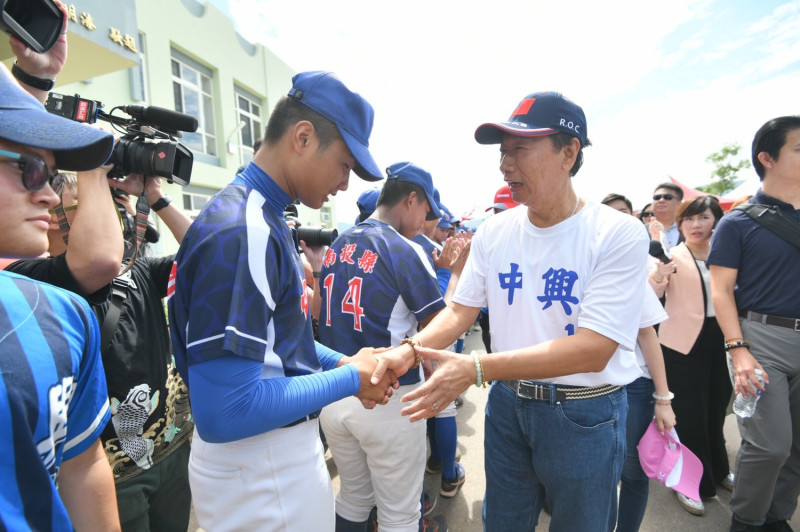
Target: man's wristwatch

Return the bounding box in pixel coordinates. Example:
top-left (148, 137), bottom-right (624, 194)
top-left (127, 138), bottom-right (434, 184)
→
top-left (11, 62), bottom-right (56, 91)
top-left (150, 196), bottom-right (172, 212)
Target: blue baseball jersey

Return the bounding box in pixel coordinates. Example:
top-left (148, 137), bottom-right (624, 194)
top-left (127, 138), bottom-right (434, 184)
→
top-left (169, 164), bottom-right (320, 384)
top-left (318, 220), bottom-right (445, 385)
top-left (0, 271), bottom-right (110, 531)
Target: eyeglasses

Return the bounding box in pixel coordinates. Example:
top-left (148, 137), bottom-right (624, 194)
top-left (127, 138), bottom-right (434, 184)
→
top-left (0, 149), bottom-right (57, 192)
top-left (653, 193), bottom-right (677, 201)
top-left (641, 211), bottom-right (655, 217)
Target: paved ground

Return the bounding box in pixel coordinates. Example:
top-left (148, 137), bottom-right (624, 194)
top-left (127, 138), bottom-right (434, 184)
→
top-left (190, 328), bottom-right (800, 531)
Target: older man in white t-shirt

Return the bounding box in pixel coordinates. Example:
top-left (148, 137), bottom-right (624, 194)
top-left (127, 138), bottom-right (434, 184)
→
top-left (372, 91), bottom-right (649, 531)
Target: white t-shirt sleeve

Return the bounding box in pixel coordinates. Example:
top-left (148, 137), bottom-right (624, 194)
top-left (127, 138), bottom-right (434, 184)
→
top-left (641, 281), bottom-right (668, 327)
top-left (452, 225), bottom-right (489, 309)
top-left (576, 218), bottom-right (649, 352)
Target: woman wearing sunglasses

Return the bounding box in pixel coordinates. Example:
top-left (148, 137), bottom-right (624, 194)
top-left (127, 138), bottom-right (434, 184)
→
top-left (638, 203), bottom-right (655, 224)
top-left (648, 195), bottom-right (734, 516)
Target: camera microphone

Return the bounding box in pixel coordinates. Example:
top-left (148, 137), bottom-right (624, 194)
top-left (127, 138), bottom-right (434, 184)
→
top-left (120, 105), bottom-right (199, 133)
top-left (648, 240), bottom-right (672, 264)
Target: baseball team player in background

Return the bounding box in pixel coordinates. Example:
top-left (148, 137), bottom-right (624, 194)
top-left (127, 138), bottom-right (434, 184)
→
top-left (318, 162), bottom-right (457, 531)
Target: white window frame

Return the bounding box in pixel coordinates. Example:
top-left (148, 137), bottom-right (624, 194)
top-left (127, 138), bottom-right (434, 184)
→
top-left (171, 50), bottom-right (217, 162)
top-left (234, 86), bottom-right (263, 167)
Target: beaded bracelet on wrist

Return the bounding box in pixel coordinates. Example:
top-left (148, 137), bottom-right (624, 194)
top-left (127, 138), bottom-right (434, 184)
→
top-left (724, 340), bottom-right (751, 352)
top-left (400, 337), bottom-right (422, 369)
top-left (472, 351), bottom-right (484, 388)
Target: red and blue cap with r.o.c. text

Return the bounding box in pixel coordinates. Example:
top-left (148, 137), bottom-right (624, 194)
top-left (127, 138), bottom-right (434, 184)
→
top-left (474, 91), bottom-right (587, 148)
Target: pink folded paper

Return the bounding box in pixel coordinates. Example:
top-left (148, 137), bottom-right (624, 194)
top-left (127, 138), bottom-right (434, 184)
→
top-left (637, 420), bottom-right (703, 501)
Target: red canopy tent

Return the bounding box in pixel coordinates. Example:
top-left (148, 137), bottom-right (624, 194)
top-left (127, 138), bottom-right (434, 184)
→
top-left (668, 176), bottom-right (736, 211)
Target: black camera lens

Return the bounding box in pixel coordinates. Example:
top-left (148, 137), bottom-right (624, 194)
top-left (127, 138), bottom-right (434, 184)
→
top-left (297, 226), bottom-right (338, 248)
top-left (108, 138), bottom-right (192, 186)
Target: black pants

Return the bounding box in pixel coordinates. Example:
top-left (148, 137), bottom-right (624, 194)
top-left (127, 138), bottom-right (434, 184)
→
top-left (662, 317), bottom-right (733, 498)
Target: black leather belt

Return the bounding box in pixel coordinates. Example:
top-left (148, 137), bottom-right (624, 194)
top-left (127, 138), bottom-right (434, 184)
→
top-left (502, 380), bottom-right (621, 402)
top-left (739, 310), bottom-right (800, 332)
top-left (283, 411), bottom-right (320, 428)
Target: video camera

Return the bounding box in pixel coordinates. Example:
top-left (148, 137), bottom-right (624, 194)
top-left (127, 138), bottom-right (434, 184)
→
top-left (45, 93), bottom-right (197, 186)
top-left (284, 204), bottom-right (338, 251)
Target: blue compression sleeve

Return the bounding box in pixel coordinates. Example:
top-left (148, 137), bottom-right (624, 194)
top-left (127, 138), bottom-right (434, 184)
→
top-left (316, 340), bottom-right (345, 370)
top-left (189, 355), bottom-right (360, 443)
top-left (436, 268), bottom-right (451, 297)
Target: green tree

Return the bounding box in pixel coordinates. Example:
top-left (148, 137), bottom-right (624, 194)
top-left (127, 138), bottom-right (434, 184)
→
top-left (696, 143), bottom-right (751, 195)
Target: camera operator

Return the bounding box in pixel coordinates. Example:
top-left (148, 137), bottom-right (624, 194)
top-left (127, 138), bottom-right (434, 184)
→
top-left (0, 58), bottom-right (120, 532)
top-left (4, 19), bottom-right (195, 531)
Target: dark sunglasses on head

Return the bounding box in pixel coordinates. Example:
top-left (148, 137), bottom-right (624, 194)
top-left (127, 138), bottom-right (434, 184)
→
top-left (0, 149), bottom-right (57, 191)
top-left (653, 193), bottom-right (676, 201)
top-left (641, 211), bottom-right (655, 217)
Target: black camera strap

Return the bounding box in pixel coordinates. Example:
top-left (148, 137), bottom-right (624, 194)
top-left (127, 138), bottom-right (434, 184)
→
top-left (100, 274), bottom-right (129, 353)
top-left (734, 203), bottom-right (800, 250)
top-left (117, 194), bottom-right (150, 275)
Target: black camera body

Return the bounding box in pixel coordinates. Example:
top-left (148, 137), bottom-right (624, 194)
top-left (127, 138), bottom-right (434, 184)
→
top-left (284, 205), bottom-right (338, 251)
top-left (45, 93), bottom-right (196, 186)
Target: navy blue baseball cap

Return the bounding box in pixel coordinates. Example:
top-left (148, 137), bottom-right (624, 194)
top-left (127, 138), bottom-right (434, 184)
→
top-left (437, 203), bottom-right (454, 229)
top-left (288, 71), bottom-right (382, 182)
top-left (0, 64), bottom-right (114, 171)
top-left (385, 162), bottom-right (442, 219)
top-left (355, 187), bottom-right (380, 223)
top-left (474, 91), bottom-right (587, 148)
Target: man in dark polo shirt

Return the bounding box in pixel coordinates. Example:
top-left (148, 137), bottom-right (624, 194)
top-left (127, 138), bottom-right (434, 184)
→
top-left (708, 115), bottom-right (800, 532)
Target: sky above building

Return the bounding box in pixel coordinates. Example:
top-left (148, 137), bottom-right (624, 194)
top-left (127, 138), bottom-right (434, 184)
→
top-left (208, 0), bottom-right (799, 222)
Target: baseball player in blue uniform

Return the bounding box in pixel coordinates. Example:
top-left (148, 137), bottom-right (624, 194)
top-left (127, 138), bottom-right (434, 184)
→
top-left (412, 199), bottom-right (467, 501)
top-left (0, 62), bottom-right (118, 530)
top-left (168, 71), bottom-right (395, 531)
top-left (318, 162), bottom-right (448, 531)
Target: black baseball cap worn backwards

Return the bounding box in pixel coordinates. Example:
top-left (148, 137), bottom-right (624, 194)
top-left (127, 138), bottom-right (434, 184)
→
top-left (474, 91), bottom-right (587, 148)
top-left (288, 71), bottom-right (383, 182)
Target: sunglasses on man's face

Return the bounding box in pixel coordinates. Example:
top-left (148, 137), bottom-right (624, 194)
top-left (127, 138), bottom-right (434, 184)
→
top-left (653, 193), bottom-right (676, 201)
top-left (641, 211), bottom-right (655, 217)
top-left (0, 149), bottom-right (58, 192)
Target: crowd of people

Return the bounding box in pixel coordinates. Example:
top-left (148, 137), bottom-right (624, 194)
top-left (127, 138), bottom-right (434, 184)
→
top-left (1, 9), bottom-right (799, 532)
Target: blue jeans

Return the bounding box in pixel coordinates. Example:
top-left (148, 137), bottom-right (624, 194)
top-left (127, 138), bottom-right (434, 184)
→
top-left (614, 377), bottom-right (654, 532)
top-left (482, 381), bottom-right (627, 532)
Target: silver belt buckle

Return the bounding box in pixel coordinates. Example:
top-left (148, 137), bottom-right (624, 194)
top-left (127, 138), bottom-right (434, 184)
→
top-left (518, 381), bottom-right (544, 400)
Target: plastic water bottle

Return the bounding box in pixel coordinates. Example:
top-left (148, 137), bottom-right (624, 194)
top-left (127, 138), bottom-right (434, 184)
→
top-left (732, 369), bottom-right (765, 418)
